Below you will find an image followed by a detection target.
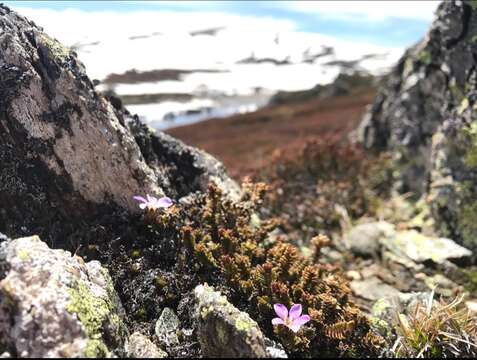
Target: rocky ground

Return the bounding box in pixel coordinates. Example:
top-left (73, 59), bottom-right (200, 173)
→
top-left (2, 1), bottom-right (477, 359)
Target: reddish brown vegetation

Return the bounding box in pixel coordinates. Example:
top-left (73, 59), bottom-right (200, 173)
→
top-left (166, 90), bottom-right (375, 179)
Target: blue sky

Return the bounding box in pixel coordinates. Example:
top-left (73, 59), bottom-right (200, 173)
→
top-left (6, 1), bottom-right (439, 47)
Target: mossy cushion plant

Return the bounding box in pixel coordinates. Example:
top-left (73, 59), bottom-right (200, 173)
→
top-left (133, 181), bottom-right (384, 357)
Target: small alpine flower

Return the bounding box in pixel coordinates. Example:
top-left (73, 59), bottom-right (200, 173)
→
top-left (272, 303), bottom-right (310, 333)
top-left (133, 195), bottom-right (173, 211)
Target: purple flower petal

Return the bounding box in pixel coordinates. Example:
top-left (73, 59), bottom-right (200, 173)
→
top-left (272, 317), bottom-right (285, 326)
top-left (146, 194), bottom-right (155, 202)
top-left (289, 304), bottom-right (302, 321)
top-left (273, 303), bottom-right (288, 320)
top-left (292, 315), bottom-right (311, 328)
top-left (139, 203), bottom-right (147, 210)
top-left (133, 196), bottom-right (147, 203)
top-left (157, 196), bottom-right (173, 208)
top-left (288, 323), bottom-right (303, 333)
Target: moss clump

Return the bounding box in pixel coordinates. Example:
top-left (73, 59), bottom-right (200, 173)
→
top-left (461, 269), bottom-right (477, 295)
top-left (177, 182), bottom-right (384, 357)
top-left (154, 275), bottom-right (168, 289)
top-left (456, 202), bottom-right (477, 249)
top-left (461, 122), bottom-right (477, 168)
top-left (418, 50), bottom-right (432, 65)
top-left (469, 0), bottom-right (477, 12)
top-left (449, 83), bottom-right (466, 104)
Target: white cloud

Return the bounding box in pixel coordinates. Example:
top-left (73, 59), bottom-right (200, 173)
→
top-left (273, 1), bottom-right (440, 22)
top-left (12, 7), bottom-right (297, 46)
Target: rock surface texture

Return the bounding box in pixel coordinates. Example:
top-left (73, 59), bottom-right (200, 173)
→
top-left (192, 284), bottom-right (270, 358)
top-left (357, 0), bottom-right (477, 251)
top-left (0, 4), bottom-right (238, 244)
top-left (0, 235), bottom-right (128, 357)
top-left (125, 332), bottom-right (168, 358)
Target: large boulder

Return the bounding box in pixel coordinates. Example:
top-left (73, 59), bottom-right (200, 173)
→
top-left (0, 5), bottom-right (238, 244)
top-left (356, 1), bottom-right (477, 251)
top-left (0, 235), bottom-right (128, 357)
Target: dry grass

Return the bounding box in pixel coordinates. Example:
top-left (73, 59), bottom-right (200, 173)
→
top-left (392, 290), bottom-right (477, 358)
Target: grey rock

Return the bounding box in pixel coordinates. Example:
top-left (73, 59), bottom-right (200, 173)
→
top-left (154, 307), bottom-right (180, 348)
top-left (264, 337), bottom-right (288, 358)
top-left (0, 4), bottom-right (238, 244)
top-left (126, 332), bottom-right (167, 358)
top-left (0, 235), bottom-right (128, 357)
top-left (372, 291), bottom-right (430, 325)
top-left (355, 1), bottom-right (477, 251)
top-left (343, 221), bottom-right (395, 258)
top-left (192, 284), bottom-right (268, 358)
top-left (350, 276), bottom-right (402, 301)
top-left (383, 230), bottom-right (472, 264)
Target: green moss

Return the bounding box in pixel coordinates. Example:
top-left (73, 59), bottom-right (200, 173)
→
top-left (154, 275), bottom-right (167, 289)
top-left (462, 269), bottom-right (477, 295)
top-left (449, 83), bottom-right (466, 104)
top-left (418, 50), bottom-right (432, 65)
top-left (136, 307), bottom-right (147, 320)
top-left (456, 202), bottom-right (477, 249)
top-left (469, 0), bottom-right (477, 11)
top-left (462, 122), bottom-right (477, 168)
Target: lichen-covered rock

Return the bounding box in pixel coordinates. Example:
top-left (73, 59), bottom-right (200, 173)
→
top-left (192, 284), bottom-right (268, 358)
top-left (0, 4), bottom-right (238, 244)
top-left (154, 307), bottom-right (180, 348)
top-left (356, 1), bottom-right (477, 252)
top-left (373, 292), bottom-right (430, 323)
top-left (345, 220), bottom-right (472, 264)
top-left (384, 230), bottom-right (472, 264)
top-left (125, 332), bottom-right (168, 358)
top-left (0, 236), bottom-right (128, 357)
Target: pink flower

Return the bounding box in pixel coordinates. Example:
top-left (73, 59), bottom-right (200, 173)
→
top-left (133, 195), bottom-right (173, 211)
top-left (272, 303), bottom-right (311, 333)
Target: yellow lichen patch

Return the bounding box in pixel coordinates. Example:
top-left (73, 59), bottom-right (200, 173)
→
top-left (37, 33), bottom-right (71, 61)
top-left (17, 248), bottom-right (30, 261)
top-left (235, 314), bottom-right (255, 331)
top-left (66, 280), bottom-right (111, 357)
top-left (458, 97), bottom-right (470, 115)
